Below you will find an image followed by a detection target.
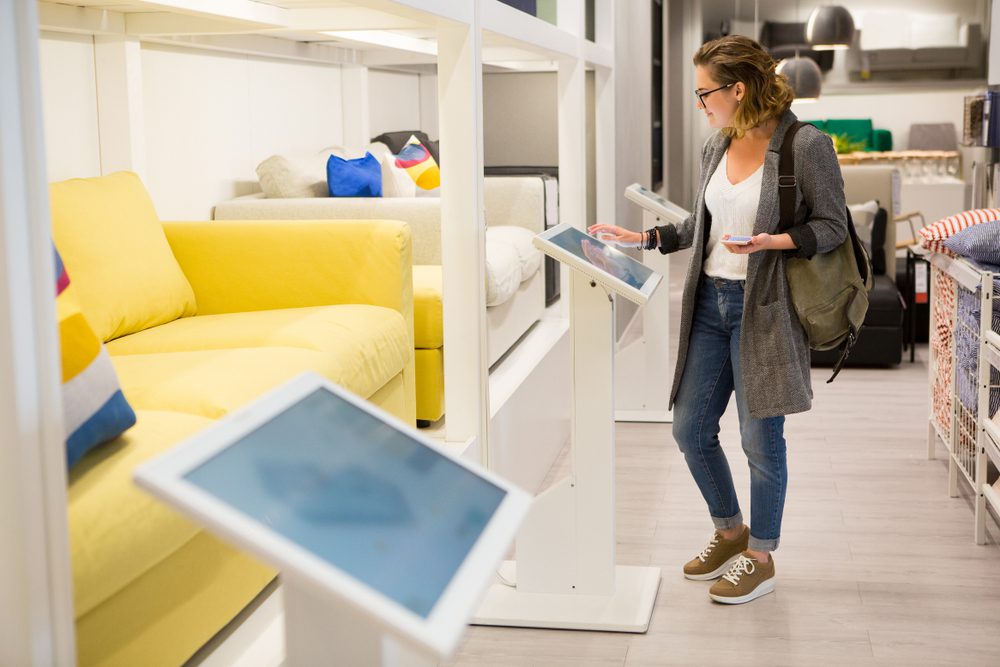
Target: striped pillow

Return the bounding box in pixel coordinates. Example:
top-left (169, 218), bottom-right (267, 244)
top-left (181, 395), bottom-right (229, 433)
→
top-left (919, 208), bottom-right (1000, 253)
top-left (943, 219), bottom-right (1000, 266)
top-left (56, 249), bottom-right (136, 468)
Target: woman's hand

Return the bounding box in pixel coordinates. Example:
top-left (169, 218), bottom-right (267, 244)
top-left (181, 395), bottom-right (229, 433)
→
top-left (587, 224), bottom-right (643, 247)
top-left (721, 233), bottom-right (775, 254)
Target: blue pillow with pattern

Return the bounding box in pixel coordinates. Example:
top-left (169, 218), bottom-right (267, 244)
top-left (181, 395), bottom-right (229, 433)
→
top-left (943, 219), bottom-right (1000, 265)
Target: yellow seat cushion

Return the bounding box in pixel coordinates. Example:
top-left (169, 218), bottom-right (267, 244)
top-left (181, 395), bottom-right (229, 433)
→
top-left (413, 265), bottom-right (442, 349)
top-left (69, 409), bottom-right (215, 618)
top-left (107, 305), bottom-right (409, 418)
top-left (49, 172), bottom-right (197, 342)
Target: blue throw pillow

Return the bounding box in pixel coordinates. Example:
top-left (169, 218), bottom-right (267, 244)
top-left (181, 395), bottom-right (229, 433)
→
top-left (326, 152), bottom-right (382, 197)
top-left (943, 219), bottom-right (1000, 265)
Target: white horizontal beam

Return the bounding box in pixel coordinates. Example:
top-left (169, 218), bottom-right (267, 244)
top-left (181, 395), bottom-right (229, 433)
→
top-left (125, 12), bottom-right (277, 36)
top-left (142, 34), bottom-right (359, 66)
top-left (582, 41), bottom-right (613, 70)
top-left (282, 7), bottom-right (426, 32)
top-left (37, 2), bottom-right (126, 35)
top-left (481, 0), bottom-right (579, 60)
top-left (137, 0), bottom-right (286, 27)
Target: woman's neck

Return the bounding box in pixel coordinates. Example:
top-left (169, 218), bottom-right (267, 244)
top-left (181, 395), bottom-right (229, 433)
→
top-left (735, 117), bottom-right (778, 144)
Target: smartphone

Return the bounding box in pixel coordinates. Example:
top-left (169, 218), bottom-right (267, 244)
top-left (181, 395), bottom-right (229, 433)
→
top-left (721, 235), bottom-right (753, 246)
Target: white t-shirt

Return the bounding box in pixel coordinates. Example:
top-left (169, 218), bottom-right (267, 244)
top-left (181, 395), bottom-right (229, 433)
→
top-left (703, 151), bottom-right (764, 281)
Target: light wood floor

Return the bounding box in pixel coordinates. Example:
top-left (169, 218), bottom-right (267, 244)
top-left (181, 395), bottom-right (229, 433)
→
top-left (448, 253), bottom-right (1000, 666)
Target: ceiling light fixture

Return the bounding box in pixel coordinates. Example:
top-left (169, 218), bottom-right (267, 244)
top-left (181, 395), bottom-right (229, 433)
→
top-left (805, 5), bottom-right (855, 51)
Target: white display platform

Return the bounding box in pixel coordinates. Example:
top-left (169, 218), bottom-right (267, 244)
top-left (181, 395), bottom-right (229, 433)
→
top-left (134, 374), bottom-right (531, 666)
top-left (473, 257), bottom-right (661, 632)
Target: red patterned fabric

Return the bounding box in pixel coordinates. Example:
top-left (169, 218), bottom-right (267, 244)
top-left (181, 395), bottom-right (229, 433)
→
top-left (919, 208), bottom-right (1000, 253)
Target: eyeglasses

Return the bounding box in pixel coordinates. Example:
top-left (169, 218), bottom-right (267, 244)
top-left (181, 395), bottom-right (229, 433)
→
top-left (695, 82), bottom-right (735, 107)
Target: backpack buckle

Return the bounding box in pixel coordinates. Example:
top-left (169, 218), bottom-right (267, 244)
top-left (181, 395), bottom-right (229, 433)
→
top-left (778, 175), bottom-right (797, 188)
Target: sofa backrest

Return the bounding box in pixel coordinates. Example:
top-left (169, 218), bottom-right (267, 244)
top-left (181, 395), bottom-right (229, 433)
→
top-left (213, 176), bottom-right (548, 266)
top-left (49, 171), bottom-right (197, 341)
top-left (842, 164), bottom-right (899, 277)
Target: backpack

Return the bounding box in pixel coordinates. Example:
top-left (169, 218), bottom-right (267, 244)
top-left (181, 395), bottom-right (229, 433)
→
top-left (778, 121), bottom-right (873, 383)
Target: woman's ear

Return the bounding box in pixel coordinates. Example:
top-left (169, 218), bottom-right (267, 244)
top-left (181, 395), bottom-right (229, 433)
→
top-left (735, 82), bottom-right (745, 101)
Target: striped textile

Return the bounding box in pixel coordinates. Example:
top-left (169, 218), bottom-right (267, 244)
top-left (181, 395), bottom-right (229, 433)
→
top-left (919, 208), bottom-right (1000, 253)
top-left (56, 248), bottom-right (136, 468)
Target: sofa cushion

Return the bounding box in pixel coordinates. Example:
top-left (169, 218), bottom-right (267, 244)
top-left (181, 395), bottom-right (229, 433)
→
top-left (943, 219), bottom-right (1000, 265)
top-left (368, 141), bottom-right (418, 198)
top-left (69, 409), bottom-right (215, 618)
top-left (487, 225), bottom-right (543, 282)
top-left (413, 265), bottom-right (443, 349)
top-left (256, 154), bottom-right (328, 198)
top-left (107, 305), bottom-right (409, 418)
top-left (486, 240), bottom-right (523, 307)
top-left (56, 249), bottom-right (136, 468)
top-left (49, 172), bottom-right (197, 342)
top-left (396, 135), bottom-right (441, 191)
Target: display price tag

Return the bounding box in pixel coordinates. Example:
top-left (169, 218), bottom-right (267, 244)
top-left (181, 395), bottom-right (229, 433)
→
top-left (915, 259), bottom-right (929, 304)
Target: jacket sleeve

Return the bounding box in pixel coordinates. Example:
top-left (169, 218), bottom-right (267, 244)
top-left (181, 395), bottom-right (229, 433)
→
top-left (653, 134), bottom-right (714, 254)
top-left (785, 128), bottom-right (849, 259)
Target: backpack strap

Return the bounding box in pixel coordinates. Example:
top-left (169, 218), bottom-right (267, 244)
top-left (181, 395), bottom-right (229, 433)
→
top-left (778, 121), bottom-right (806, 234)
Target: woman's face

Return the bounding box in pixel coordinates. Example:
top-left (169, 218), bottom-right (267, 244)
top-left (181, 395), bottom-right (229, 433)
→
top-left (695, 65), bottom-right (741, 129)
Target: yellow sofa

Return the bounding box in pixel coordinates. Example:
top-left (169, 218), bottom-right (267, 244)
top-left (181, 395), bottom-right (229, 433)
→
top-left (51, 172), bottom-right (415, 666)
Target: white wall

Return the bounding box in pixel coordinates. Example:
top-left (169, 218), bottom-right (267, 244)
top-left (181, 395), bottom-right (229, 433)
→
top-left (142, 43), bottom-right (344, 220)
top-left (38, 31), bottom-right (101, 182)
top-left (483, 72), bottom-right (558, 167)
top-left (368, 69), bottom-right (424, 138)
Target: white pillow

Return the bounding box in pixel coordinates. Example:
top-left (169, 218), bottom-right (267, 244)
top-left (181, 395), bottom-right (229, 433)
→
top-left (367, 141), bottom-right (417, 198)
top-left (256, 154), bottom-right (327, 198)
top-left (487, 226), bottom-right (543, 282)
top-left (848, 199), bottom-right (879, 248)
top-left (485, 239), bottom-right (522, 307)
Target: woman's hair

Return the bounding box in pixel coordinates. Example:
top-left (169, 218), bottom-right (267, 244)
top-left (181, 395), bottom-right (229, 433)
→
top-left (693, 35), bottom-right (794, 139)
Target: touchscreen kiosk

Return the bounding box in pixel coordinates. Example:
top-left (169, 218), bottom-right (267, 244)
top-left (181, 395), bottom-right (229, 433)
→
top-left (533, 224), bottom-right (662, 305)
top-left (134, 372), bottom-right (530, 660)
top-left (624, 183), bottom-right (691, 224)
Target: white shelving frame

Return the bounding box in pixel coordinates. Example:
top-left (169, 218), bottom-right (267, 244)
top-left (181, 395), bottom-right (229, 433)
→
top-left (24, 0), bottom-right (618, 660)
top-left (925, 249), bottom-right (1000, 544)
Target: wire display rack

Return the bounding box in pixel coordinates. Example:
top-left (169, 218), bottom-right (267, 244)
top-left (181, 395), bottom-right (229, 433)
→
top-left (925, 250), bottom-right (999, 544)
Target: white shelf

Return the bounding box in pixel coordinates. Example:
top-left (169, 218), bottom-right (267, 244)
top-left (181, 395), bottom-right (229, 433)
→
top-left (983, 482), bottom-right (1000, 523)
top-left (926, 252), bottom-right (984, 293)
top-left (984, 418), bottom-right (1000, 470)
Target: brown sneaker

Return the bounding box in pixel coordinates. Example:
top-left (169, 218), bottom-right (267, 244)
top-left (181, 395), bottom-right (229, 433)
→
top-left (708, 551), bottom-right (776, 604)
top-left (682, 526), bottom-right (749, 580)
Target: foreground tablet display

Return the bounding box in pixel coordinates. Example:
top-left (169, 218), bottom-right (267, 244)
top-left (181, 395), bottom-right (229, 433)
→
top-left (134, 373), bottom-right (530, 658)
top-left (624, 183), bottom-right (691, 224)
top-left (534, 223), bottom-right (662, 305)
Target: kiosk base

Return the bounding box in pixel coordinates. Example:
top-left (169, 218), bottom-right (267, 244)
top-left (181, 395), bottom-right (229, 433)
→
top-left (473, 562), bottom-right (661, 632)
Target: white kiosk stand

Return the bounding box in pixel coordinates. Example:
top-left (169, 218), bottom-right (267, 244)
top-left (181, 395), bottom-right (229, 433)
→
top-left (615, 184), bottom-right (692, 424)
top-left (473, 224), bottom-right (662, 632)
top-left (134, 373), bottom-right (531, 666)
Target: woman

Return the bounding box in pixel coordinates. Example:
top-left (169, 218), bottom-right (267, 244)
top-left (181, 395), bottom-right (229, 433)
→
top-left (589, 35), bottom-right (847, 605)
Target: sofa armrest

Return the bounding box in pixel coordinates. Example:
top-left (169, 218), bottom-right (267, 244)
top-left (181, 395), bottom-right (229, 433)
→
top-left (162, 219), bottom-right (413, 335)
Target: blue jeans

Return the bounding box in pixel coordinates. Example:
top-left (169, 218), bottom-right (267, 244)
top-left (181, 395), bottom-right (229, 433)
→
top-left (672, 275), bottom-right (787, 552)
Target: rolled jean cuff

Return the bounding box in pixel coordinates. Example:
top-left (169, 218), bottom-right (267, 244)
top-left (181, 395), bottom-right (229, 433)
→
top-left (711, 512), bottom-right (743, 531)
top-left (749, 535), bottom-right (779, 552)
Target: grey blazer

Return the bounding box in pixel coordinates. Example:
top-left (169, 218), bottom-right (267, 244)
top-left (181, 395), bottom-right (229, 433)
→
top-left (656, 109), bottom-right (848, 419)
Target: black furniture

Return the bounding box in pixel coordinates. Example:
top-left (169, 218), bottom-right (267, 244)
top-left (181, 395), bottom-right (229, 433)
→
top-left (812, 274), bottom-right (905, 368)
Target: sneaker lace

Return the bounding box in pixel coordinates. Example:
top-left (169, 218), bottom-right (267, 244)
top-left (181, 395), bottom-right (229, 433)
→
top-left (722, 555), bottom-right (756, 586)
top-left (697, 534), bottom-right (721, 563)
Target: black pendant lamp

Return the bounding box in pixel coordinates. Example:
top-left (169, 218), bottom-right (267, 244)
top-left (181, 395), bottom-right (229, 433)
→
top-left (805, 5), bottom-right (855, 50)
top-left (776, 55), bottom-right (822, 102)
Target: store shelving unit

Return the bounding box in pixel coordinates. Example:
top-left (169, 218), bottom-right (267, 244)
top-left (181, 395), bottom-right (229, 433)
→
top-left (925, 248), bottom-right (1000, 544)
top-left (36, 0), bottom-right (615, 485)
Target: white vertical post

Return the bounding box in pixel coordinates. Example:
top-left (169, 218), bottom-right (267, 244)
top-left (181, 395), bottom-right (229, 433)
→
top-left (341, 64), bottom-right (371, 150)
top-left (94, 35), bottom-right (146, 177)
top-left (437, 7), bottom-right (490, 463)
top-left (0, 1), bottom-right (77, 665)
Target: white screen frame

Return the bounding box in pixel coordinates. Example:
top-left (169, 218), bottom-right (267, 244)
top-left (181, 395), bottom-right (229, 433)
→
top-left (133, 372), bottom-right (531, 659)
top-left (533, 224), bottom-right (662, 306)
top-left (624, 183), bottom-right (691, 224)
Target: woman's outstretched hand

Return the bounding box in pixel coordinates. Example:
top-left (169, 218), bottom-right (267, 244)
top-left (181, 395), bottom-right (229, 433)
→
top-left (587, 224), bottom-right (643, 248)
